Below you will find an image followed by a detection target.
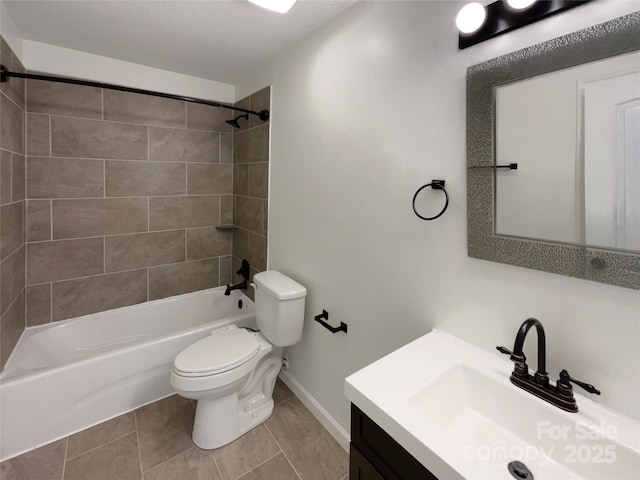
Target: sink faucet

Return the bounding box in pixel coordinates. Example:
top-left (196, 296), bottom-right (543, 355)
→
top-left (224, 259), bottom-right (250, 296)
top-left (497, 318), bottom-right (600, 413)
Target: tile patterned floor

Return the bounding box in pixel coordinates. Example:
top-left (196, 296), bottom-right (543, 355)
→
top-left (0, 379), bottom-right (349, 480)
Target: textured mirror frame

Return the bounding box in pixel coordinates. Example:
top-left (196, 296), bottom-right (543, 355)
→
top-left (467, 12), bottom-right (640, 290)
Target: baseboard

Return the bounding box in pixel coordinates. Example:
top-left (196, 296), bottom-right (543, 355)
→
top-left (278, 370), bottom-right (350, 452)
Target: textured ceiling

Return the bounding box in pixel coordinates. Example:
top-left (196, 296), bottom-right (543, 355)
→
top-left (3, 0), bottom-right (357, 84)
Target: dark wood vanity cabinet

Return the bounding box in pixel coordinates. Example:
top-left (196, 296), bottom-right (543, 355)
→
top-left (350, 404), bottom-right (439, 480)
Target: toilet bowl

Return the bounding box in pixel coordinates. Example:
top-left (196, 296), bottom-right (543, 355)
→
top-left (170, 271), bottom-right (306, 449)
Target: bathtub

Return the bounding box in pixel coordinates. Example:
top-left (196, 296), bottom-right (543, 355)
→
top-left (0, 286), bottom-right (255, 461)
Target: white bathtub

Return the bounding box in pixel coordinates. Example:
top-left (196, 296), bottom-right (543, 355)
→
top-left (0, 286), bottom-right (255, 461)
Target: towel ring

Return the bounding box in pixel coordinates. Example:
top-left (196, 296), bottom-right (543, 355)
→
top-left (412, 180), bottom-right (449, 221)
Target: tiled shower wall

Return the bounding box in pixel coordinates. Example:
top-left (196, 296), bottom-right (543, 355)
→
top-left (0, 38), bottom-right (26, 368)
top-left (23, 78), bottom-right (239, 325)
top-left (232, 87), bottom-right (270, 292)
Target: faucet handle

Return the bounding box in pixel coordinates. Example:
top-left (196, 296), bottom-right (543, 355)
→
top-left (558, 369), bottom-right (601, 395)
top-left (496, 346), bottom-right (512, 355)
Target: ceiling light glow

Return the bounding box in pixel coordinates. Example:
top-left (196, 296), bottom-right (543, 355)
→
top-left (456, 3), bottom-right (487, 34)
top-left (248, 0), bottom-right (298, 14)
top-left (506, 0), bottom-right (537, 10)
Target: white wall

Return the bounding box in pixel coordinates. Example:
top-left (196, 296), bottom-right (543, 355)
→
top-left (1, 0), bottom-right (235, 104)
top-left (21, 41), bottom-right (235, 104)
top-left (237, 0), bottom-right (640, 434)
top-left (1, 1), bottom-right (23, 58)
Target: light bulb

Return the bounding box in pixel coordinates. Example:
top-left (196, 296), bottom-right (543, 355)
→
top-left (456, 3), bottom-right (487, 34)
top-left (506, 0), bottom-right (537, 10)
top-left (248, 0), bottom-right (297, 14)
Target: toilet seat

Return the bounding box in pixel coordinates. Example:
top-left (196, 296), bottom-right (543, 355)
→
top-left (174, 326), bottom-right (260, 377)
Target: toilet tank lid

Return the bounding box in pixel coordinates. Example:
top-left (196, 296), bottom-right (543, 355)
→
top-left (253, 271), bottom-right (307, 300)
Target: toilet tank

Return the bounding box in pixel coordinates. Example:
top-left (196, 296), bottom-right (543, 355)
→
top-left (253, 271), bottom-right (307, 347)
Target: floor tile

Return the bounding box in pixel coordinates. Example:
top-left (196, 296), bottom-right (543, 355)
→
top-left (144, 447), bottom-right (221, 480)
top-left (135, 394), bottom-right (195, 471)
top-left (273, 378), bottom-right (294, 405)
top-left (0, 438), bottom-right (66, 480)
top-left (67, 411), bottom-right (136, 459)
top-left (63, 432), bottom-right (141, 480)
top-left (265, 397), bottom-right (348, 480)
top-left (212, 425), bottom-right (280, 480)
top-left (237, 453), bottom-right (299, 480)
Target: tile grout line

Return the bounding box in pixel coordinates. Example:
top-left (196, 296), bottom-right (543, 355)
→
top-left (141, 445), bottom-right (195, 476)
top-left (25, 254), bottom-right (230, 289)
top-left (60, 437), bottom-right (69, 480)
top-left (49, 281), bottom-right (53, 324)
top-left (210, 450), bottom-right (225, 480)
top-left (133, 410), bottom-right (145, 479)
top-left (48, 114), bottom-right (52, 156)
top-left (234, 450), bottom-right (282, 480)
top-left (64, 429), bottom-right (137, 463)
top-left (263, 423), bottom-right (303, 480)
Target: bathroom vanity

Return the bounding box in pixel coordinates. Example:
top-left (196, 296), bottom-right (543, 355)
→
top-left (350, 403), bottom-right (437, 479)
top-left (344, 330), bottom-right (640, 480)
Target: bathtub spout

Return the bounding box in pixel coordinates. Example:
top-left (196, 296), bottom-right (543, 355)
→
top-left (224, 280), bottom-right (248, 296)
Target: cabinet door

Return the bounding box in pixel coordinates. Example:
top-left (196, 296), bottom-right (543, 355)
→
top-left (350, 444), bottom-right (386, 480)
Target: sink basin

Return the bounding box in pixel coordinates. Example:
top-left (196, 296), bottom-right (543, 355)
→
top-left (345, 330), bottom-right (640, 480)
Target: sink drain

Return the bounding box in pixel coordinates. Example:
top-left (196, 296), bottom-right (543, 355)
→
top-left (508, 461), bottom-right (533, 480)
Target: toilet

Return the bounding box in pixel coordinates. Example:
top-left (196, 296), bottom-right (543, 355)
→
top-left (170, 271), bottom-right (307, 449)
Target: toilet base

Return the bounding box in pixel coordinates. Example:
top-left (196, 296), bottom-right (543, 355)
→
top-left (189, 349), bottom-right (283, 449)
top-left (192, 393), bottom-right (275, 449)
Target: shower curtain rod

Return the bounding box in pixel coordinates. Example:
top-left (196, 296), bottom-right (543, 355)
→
top-left (0, 65), bottom-right (270, 121)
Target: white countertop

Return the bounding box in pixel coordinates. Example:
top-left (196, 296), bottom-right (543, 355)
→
top-left (344, 329), bottom-right (640, 480)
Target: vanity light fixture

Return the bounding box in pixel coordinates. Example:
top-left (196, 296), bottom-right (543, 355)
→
top-left (457, 0), bottom-right (593, 49)
top-left (248, 0), bottom-right (297, 14)
top-left (455, 2), bottom-right (487, 34)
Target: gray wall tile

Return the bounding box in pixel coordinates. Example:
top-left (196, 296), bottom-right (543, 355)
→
top-left (220, 133), bottom-right (233, 164)
top-left (27, 157), bottom-right (104, 198)
top-left (53, 198), bottom-right (148, 239)
top-left (186, 227), bottom-right (232, 260)
top-left (0, 150), bottom-right (11, 205)
top-left (27, 79), bottom-right (101, 119)
top-left (186, 103), bottom-right (232, 132)
top-left (27, 237), bottom-right (104, 285)
top-left (149, 258), bottom-right (219, 300)
top-left (0, 245), bottom-right (25, 316)
top-left (1, 93), bottom-right (24, 154)
top-left (105, 230), bottom-right (185, 272)
top-left (104, 90), bottom-right (186, 128)
top-left (105, 161), bottom-right (185, 197)
top-left (233, 164), bottom-right (248, 196)
top-left (219, 255), bottom-right (232, 286)
top-left (235, 196), bottom-right (265, 235)
top-left (11, 154), bottom-right (25, 202)
top-left (249, 86), bottom-right (271, 129)
top-left (248, 163), bottom-right (269, 199)
top-left (149, 127), bottom-right (219, 163)
top-left (234, 126), bottom-right (267, 164)
top-left (52, 269), bottom-right (147, 322)
top-left (247, 233), bottom-right (267, 272)
top-left (232, 228), bottom-right (248, 261)
top-left (26, 113), bottom-right (50, 156)
top-left (232, 99), bottom-right (251, 133)
top-left (26, 199), bottom-right (51, 242)
top-left (187, 164), bottom-right (232, 195)
top-left (26, 283), bottom-right (51, 326)
top-left (51, 116), bottom-right (148, 160)
top-left (220, 195), bottom-right (233, 225)
top-left (0, 201), bottom-right (24, 260)
top-left (149, 196), bottom-right (219, 231)
top-left (0, 37), bottom-right (25, 110)
top-left (0, 291), bottom-right (24, 370)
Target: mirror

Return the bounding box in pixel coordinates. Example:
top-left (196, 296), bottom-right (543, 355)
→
top-left (467, 12), bottom-right (640, 289)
